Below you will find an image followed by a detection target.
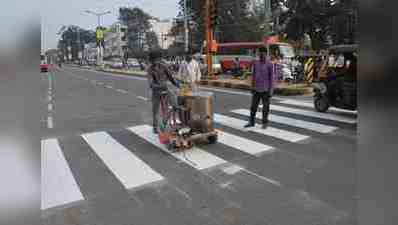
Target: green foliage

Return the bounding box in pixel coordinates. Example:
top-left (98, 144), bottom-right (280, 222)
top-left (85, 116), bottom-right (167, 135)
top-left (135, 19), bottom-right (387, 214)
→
top-left (119, 7), bottom-right (160, 58)
top-left (57, 25), bottom-right (95, 60)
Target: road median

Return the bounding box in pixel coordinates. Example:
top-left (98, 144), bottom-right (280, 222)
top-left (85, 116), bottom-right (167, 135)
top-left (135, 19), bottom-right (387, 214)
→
top-left (67, 64), bottom-right (312, 96)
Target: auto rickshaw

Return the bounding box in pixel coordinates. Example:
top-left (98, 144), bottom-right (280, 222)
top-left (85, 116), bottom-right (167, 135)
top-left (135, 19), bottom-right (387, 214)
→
top-left (312, 44), bottom-right (357, 112)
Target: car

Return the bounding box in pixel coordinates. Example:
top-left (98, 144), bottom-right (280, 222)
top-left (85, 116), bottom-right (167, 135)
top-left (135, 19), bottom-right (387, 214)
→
top-left (40, 54), bottom-right (49, 72)
top-left (110, 58), bottom-right (123, 69)
top-left (127, 58), bottom-right (140, 68)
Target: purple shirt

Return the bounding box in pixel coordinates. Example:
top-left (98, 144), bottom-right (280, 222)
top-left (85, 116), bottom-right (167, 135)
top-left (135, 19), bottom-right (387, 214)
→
top-left (252, 59), bottom-right (274, 92)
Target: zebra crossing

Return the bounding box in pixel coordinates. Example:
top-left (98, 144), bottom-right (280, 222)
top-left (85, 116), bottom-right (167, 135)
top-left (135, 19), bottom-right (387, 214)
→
top-left (41, 100), bottom-right (357, 211)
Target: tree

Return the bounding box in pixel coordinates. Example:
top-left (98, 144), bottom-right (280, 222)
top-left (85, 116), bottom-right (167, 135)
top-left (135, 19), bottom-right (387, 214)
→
top-left (57, 25), bottom-right (95, 61)
top-left (119, 7), bottom-right (160, 59)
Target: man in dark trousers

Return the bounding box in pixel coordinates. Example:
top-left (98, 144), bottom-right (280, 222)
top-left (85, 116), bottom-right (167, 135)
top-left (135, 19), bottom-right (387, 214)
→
top-left (147, 50), bottom-right (180, 134)
top-left (244, 47), bottom-right (274, 129)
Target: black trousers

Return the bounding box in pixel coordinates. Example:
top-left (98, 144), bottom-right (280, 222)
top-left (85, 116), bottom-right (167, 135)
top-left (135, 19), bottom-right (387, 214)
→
top-left (249, 91), bottom-right (270, 124)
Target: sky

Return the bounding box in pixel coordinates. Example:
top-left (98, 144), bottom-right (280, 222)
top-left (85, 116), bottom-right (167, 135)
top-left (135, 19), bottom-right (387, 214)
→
top-left (41, 0), bottom-right (179, 51)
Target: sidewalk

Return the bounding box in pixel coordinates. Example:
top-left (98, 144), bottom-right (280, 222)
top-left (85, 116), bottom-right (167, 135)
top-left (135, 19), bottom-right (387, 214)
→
top-left (67, 64), bottom-right (312, 96)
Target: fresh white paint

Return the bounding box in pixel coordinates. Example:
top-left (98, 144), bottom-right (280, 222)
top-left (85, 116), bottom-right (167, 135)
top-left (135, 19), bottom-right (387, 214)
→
top-left (116, 89), bottom-right (129, 94)
top-left (128, 125), bottom-right (227, 170)
top-left (47, 116), bottom-right (54, 129)
top-left (214, 114), bottom-right (309, 142)
top-left (232, 109), bottom-right (338, 133)
top-left (137, 96), bottom-right (149, 101)
top-left (262, 104), bottom-right (357, 124)
top-left (82, 132), bottom-right (163, 190)
top-left (222, 165), bottom-right (244, 175)
top-left (243, 169), bottom-right (282, 187)
top-left (41, 139), bottom-right (84, 210)
top-left (279, 99), bottom-right (357, 115)
top-left (200, 87), bottom-right (251, 96)
top-left (216, 130), bottom-right (274, 156)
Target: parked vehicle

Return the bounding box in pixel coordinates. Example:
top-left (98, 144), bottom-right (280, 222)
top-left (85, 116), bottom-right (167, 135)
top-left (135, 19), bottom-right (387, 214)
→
top-left (219, 55), bottom-right (253, 74)
top-left (40, 54), bottom-right (49, 72)
top-left (109, 58), bottom-right (123, 69)
top-left (313, 44), bottom-right (357, 112)
top-left (127, 58), bottom-right (140, 68)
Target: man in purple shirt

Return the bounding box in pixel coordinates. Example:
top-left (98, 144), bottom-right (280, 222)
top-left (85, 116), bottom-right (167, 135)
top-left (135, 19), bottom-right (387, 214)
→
top-left (244, 47), bottom-right (274, 129)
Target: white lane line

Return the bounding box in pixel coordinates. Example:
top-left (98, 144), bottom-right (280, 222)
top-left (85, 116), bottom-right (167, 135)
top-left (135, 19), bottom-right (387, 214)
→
top-left (279, 99), bottom-right (357, 115)
top-left (48, 103), bottom-right (53, 111)
top-left (116, 89), bottom-right (129, 94)
top-left (41, 139), bottom-right (84, 210)
top-left (199, 87), bottom-right (251, 96)
top-left (214, 114), bottom-right (308, 142)
top-left (97, 82), bottom-right (104, 85)
top-left (82, 132), bottom-right (163, 189)
top-left (216, 130), bottom-right (274, 156)
top-left (137, 96), bottom-right (149, 101)
top-left (243, 169), bottom-right (282, 187)
top-left (85, 69), bottom-right (148, 81)
top-left (105, 85), bottom-right (113, 89)
top-left (128, 125), bottom-right (227, 170)
top-left (232, 109), bottom-right (338, 134)
top-left (261, 104), bottom-right (357, 124)
top-left (47, 116), bottom-right (54, 129)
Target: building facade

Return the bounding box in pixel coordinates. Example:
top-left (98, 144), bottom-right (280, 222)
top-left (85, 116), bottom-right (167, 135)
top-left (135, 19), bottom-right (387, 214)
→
top-left (103, 22), bottom-right (127, 58)
top-left (149, 19), bottom-right (174, 49)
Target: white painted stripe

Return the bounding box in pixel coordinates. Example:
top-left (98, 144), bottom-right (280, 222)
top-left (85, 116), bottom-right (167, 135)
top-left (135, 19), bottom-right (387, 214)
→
top-left (214, 114), bottom-right (308, 142)
top-left (216, 130), bottom-right (274, 156)
top-left (97, 82), bottom-right (104, 85)
top-left (232, 109), bottom-right (338, 133)
top-left (116, 89), bottom-right (128, 94)
top-left (262, 104), bottom-right (357, 124)
top-left (47, 116), bottom-right (54, 129)
top-left (200, 87), bottom-right (251, 96)
top-left (88, 69), bottom-right (148, 81)
top-left (137, 96), bottom-right (149, 101)
top-left (82, 132), bottom-right (163, 189)
top-left (105, 85), bottom-right (113, 89)
top-left (41, 139), bottom-right (84, 210)
top-left (279, 99), bottom-right (357, 115)
top-left (128, 125), bottom-right (227, 170)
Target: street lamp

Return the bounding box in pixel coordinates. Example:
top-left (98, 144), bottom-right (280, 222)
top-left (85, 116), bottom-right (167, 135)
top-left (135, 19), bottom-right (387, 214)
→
top-left (84, 10), bottom-right (112, 28)
top-left (84, 10), bottom-right (111, 66)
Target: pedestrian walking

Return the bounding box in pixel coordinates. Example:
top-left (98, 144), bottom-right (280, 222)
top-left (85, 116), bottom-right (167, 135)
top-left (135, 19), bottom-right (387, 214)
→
top-left (244, 47), bottom-right (274, 129)
top-left (177, 54), bottom-right (202, 93)
top-left (147, 50), bottom-right (180, 134)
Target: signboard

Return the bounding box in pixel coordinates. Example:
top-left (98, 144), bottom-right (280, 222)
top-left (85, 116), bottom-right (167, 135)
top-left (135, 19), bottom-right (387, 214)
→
top-left (96, 28), bottom-right (104, 40)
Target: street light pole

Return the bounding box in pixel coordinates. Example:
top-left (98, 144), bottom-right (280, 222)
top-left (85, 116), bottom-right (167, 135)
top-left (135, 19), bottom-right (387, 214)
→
top-left (84, 10), bottom-right (111, 66)
top-left (184, 0), bottom-right (189, 53)
top-left (264, 0), bottom-right (271, 56)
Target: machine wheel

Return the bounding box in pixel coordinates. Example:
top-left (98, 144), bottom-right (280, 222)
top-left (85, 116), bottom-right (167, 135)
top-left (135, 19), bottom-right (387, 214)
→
top-left (207, 135), bottom-right (218, 144)
top-left (314, 97), bottom-right (330, 112)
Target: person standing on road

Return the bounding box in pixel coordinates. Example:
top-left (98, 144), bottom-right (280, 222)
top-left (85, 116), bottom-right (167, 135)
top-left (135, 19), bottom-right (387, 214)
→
top-left (147, 50), bottom-right (180, 134)
top-left (244, 47), bottom-right (274, 129)
top-left (178, 54), bottom-right (202, 93)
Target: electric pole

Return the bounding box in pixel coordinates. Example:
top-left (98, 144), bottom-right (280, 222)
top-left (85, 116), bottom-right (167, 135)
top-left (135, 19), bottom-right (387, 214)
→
top-left (184, 0), bottom-right (189, 53)
top-left (264, 0), bottom-right (271, 55)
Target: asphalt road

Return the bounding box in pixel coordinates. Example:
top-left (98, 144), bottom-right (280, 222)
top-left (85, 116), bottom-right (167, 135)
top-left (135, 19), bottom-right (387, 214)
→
top-left (41, 66), bottom-right (357, 225)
